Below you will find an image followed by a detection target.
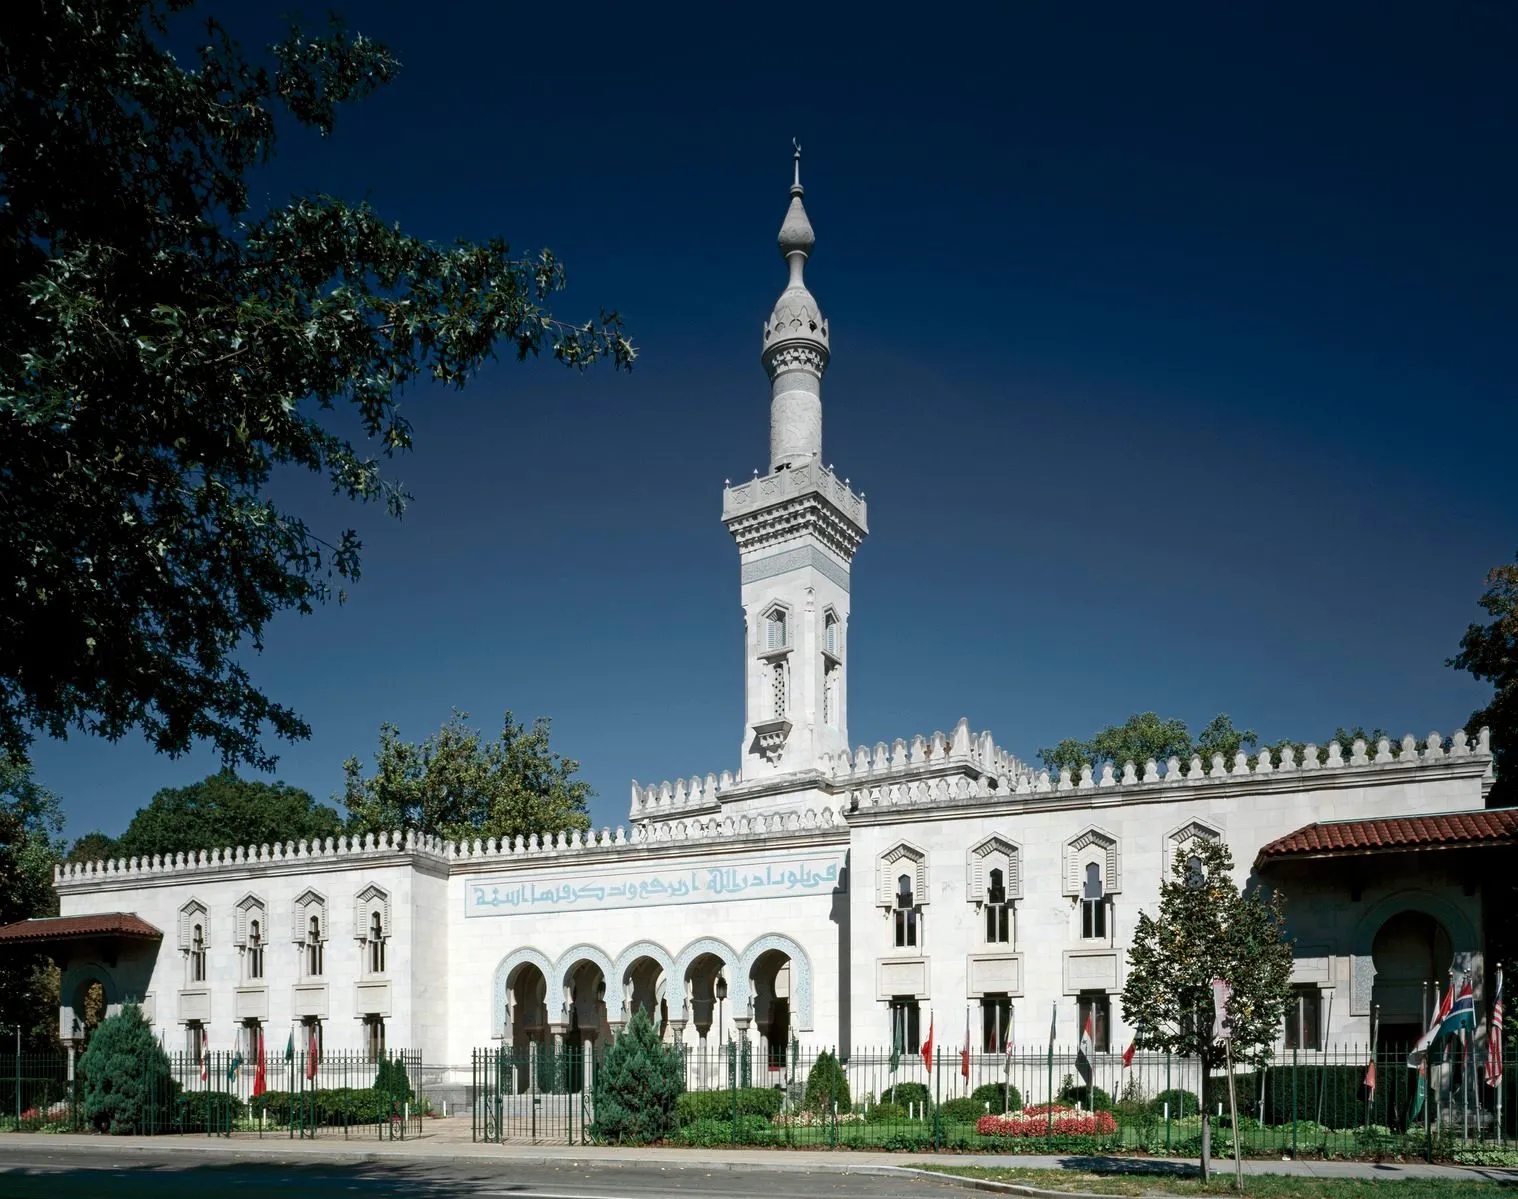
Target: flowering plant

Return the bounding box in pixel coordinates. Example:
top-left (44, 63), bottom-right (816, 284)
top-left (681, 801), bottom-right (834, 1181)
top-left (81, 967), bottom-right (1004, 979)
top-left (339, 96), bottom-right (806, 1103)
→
top-left (976, 1107), bottom-right (1117, 1137)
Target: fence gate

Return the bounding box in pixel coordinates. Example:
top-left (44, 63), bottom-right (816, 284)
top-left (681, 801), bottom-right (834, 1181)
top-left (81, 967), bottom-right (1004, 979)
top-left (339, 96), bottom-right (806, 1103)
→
top-left (472, 1045), bottom-right (591, 1144)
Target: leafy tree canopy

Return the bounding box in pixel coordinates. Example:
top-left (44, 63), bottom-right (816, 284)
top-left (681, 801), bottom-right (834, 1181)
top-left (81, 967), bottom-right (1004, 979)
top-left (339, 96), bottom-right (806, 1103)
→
top-left (1039, 712), bottom-right (1258, 775)
top-left (0, 753), bottom-right (65, 1046)
top-left (1450, 553), bottom-right (1516, 807)
top-left (79, 770), bottom-right (342, 861)
top-left (0, 1), bottom-right (633, 772)
top-left (1121, 837), bottom-right (1293, 1178)
top-left (343, 711), bottom-right (591, 844)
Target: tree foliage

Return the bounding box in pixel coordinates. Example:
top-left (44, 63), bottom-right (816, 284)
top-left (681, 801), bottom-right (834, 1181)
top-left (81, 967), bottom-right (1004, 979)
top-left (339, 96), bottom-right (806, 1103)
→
top-left (343, 710), bottom-right (591, 843)
top-left (73, 770), bottom-right (343, 862)
top-left (802, 1048), bottom-right (851, 1113)
top-left (1450, 553), bottom-right (1516, 807)
top-left (1121, 838), bottom-right (1293, 1177)
top-left (0, 1), bottom-right (633, 771)
top-left (591, 1006), bottom-right (684, 1143)
top-left (79, 1003), bottom-right (174, 1134)
top-left (0, 753), bottom-right (65, 1047)
top-left (1039, 712), bottom-right (1258, 774)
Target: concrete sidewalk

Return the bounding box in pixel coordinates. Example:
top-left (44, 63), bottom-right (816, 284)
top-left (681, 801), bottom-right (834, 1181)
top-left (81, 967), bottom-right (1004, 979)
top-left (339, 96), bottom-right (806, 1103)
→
top-left (0, 1126), bottom-right (1513, 1187)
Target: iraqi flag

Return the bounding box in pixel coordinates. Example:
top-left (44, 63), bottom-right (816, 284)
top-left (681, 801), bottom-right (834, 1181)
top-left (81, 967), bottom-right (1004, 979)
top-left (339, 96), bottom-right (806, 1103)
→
top-left (1076, 1008), bottom-right (1095, 1086)
top-left (252, 1028), bottom-right (267, 1097)
top-left (921, 1012), bottom-right (934, 1073)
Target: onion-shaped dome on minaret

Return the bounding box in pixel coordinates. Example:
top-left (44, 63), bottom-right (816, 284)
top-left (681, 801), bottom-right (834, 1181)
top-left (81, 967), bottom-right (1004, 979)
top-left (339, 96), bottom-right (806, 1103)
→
top-left (763, 142), bottom-right (829, 472)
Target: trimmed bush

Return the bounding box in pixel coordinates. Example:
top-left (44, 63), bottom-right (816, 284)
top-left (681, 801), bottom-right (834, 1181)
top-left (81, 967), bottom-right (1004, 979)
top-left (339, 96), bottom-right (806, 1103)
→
top-left (1150, 1087), bottom-right (1200, 1118)
top-left (878, 1081), bottom-right (929, 1109)
top-left (1058, 1079), bottom-right (1113, 1111)
top-left (673, 1115), bottom-right (770, 1145)
top-left (175, 1089), bottom-right (246, 1130)
top-left (802, 1049), bottom-right (850, 1113)
top-left (374, 1056), bottom-right (412, 1106)
top-left (677, 1087), bottom-right (783, 1123)
top-left (866, 1101), bottom-right (906, 1123)
top-left (591, 1006), bottom-right (684, 1143)
top-left (78, 1004), bottom-right (176, 1134)
top-left (970, 1081), bottom-right (1022, 1114)
top-left (940, 1096), bottom-right (985, 1122)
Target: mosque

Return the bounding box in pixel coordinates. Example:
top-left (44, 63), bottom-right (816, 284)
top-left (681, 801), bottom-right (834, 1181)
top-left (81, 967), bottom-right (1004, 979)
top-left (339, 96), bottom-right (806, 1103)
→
top-left (5, 154), bottom-right (1504, 1088)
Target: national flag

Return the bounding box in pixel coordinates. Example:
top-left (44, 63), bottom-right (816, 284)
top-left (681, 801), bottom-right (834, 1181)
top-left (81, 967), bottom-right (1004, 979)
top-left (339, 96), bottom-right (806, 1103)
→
top-left (1486, 970), bottom-right (1504, 1089)
top-left (888, 1019), bottom-right (901, 1076)
top-left (226, 1050), bottom-right (244, 1083)
top-left (961, 1009), bottom-right (971, 1082)
top-left (1441, 977), bottom-right (1476, 1037)
top-left (921, 1012), bottom-right (934, 1073)
top-left (1409, 984), bottom-right (1452, 1066)
top-left (284, 1029), bottom-right (295, 1063)
top-left (1075, 1008), bottom-right (1095, 1086)
top-left (1122, 1036), bottom-right (1136, 1069)
top-left (1407, 1059), bottom-right (1427, 1127)
top-left (199, 1025), bottom-right (209, 1083)
top-left (1361, 1057), bottom-right (1376, 1099)
top-left (1211, 978), bottom-right (1233, 1043)
top-left (253, 1029), bottom-right (267, 1098)
top-left (305, 1026), bottom-right (320, 1082)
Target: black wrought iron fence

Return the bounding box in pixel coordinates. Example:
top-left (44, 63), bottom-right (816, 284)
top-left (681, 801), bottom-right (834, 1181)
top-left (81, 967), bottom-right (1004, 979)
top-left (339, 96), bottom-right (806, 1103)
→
top-left (468, 1038), bottom-right (1515, 1153)
top-left (1, 1048), bottom-right (425, 1138)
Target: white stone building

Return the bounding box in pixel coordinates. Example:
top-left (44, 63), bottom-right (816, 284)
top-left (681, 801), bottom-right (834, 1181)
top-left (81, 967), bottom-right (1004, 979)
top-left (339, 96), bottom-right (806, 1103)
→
top-left (12, 154), bottom-right (1504, 1089)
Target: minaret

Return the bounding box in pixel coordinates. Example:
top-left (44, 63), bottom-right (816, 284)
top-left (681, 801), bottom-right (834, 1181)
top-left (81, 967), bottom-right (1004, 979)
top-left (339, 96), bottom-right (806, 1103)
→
top-left (722, 147), bottom-right (868, 781)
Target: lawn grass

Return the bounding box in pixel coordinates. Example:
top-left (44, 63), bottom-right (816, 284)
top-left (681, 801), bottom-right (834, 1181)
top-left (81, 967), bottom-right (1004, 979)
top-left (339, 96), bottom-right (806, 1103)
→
top-left (914, 1164), bottom-right (1517, 1197)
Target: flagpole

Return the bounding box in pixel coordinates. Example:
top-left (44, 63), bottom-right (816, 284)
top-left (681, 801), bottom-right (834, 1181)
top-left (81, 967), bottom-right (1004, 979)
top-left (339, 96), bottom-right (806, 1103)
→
top-left (1497, 967), bottom-right (1505, 1145)
top-left (1046, 1001), bottom-right (1056, 1140)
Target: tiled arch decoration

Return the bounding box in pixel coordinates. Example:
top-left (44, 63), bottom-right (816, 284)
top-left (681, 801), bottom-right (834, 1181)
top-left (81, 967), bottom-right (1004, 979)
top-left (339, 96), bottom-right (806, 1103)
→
top-left (736, 933), bottom-right (814, 1032)
top-left (670, 936), bottom-right (740, 1023)
top-left (490, 946), bottom-right (555, 1040)
top-left (553, 943), bottom-right (619, 1021)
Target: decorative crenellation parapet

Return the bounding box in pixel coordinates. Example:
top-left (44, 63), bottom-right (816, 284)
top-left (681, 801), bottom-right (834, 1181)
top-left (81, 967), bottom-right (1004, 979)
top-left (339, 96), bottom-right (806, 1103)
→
top-left (721, 461), bottom-right (865, 529)
top-left (844, 728), bottom-right (1494, 811)
top-left (819, 717), bottom-right (1037, 794)
top-left (629, 772), bottom-right (726, 822)
top-left (55, 806), bottom-right (852, 890)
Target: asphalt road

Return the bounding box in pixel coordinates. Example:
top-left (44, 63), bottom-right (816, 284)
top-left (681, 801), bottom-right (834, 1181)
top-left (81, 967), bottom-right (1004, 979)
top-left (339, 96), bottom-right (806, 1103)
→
top-left (0, 1147), bottom-right (965, 1199)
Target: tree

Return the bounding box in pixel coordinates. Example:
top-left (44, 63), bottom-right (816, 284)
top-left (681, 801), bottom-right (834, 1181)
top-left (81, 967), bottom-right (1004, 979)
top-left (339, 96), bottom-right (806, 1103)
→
top-left (1120, 838), bottom-right (1293, 1181)
top-left (0, 754), bottom-right (65, 1047)
top-left (1450, 553), bottom-right (1516, 808)
top-left (591, 1006), bottom-right (684, 1143)
top-left (104, 771), bottom-right (343, 860)
top-left (802, 1049), bottom-right (851, 1113)
top-left (78, 1003), bottom-right (174, 1134)
top-left (1039, 712), bottom-right (1255, 775)
top-left (0, 2), bottom-right (634, 773)
top-left (343, 711), bottom-right (591, 844)
top-left (67, 831), bottom-right (123, 864)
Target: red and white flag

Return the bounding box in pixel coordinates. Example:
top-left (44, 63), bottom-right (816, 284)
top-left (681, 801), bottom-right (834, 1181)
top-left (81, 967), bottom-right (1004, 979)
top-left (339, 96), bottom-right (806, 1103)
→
top-left (199, 1025), bottom-right (209, 1083)
top-left (1486, 969), bottom-right (1504, 1089)
top-left (961, 1009), bottom-right (971, 1082)
top-left (305, 1025), bottom-right (320, 1082)
top-left (252, 1028), bottom-right (267, 1098)
top-left (921, 1012), bottom-right (934, 1073)
top-left (1122, 1036), bottom-right (1136, 1069)
top-left (1075, 1008), bottom-right (1095, 1086)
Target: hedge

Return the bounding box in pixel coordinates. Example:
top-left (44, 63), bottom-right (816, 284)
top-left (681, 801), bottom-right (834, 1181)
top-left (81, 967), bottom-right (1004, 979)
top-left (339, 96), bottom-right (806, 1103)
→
top-left (677, 1087), bottom-right (783, 1123)
top-left (970, 1081), bottom-right (1022, 1114)
top-left (878, 1081), bottom-right (930, 1109)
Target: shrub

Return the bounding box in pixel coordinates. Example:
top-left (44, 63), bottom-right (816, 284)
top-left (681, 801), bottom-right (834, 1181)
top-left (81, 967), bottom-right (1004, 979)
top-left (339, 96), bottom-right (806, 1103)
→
top-left (374, 1057), bottom-right (412, 1106)
top-left (591, 1006), bottom-right (684, 1143)
top-left (970, 1081), bottom-right (1022, 1114)
top-left (78, 1004), bottom-right (176, 1134)
top-left (174, 1089), bottom-right (246, 1130)
top-left (802, 1050), bottom-right (850, 1113)
top-left (866, 1101), bottom-right (906, 1123)
top-left (940, 1096), bottom-right (985, 1122)
top-left (1151, 1087), bottom-right (1200, 1118)
top-left (677, 1087), bottom-right (783, 1123)
top-left (1058, 1079), bottom-right (1113, 1110)
top-left (673, 1115), bottom-right (768, 1145)
top-left (879, 1081), bottom-right (929, 1109)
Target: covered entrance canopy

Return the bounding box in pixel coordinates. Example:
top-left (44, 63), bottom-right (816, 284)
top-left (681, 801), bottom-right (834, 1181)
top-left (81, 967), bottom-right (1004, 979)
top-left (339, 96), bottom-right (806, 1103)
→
top-left (0, 913), bottom-right (162, 1044)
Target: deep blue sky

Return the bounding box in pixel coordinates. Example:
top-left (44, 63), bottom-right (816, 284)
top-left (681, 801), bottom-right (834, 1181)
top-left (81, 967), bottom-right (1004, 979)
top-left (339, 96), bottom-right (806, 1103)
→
top-left (30, 1), bottom-right (1517, 838)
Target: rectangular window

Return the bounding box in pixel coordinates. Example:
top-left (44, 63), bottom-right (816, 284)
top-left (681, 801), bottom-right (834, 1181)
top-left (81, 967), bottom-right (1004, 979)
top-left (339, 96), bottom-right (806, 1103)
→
top-left (241, 1019), bottom-right (261, 1063)
top-left (186, 1021), bottom-right (204, 1062)
top-left (364, 1015), bottom-right (386, 1064)
top-left (889, 997), bottom-right (921, 1054)
top-left (893, 906), bottom-right (918, 948)
top-left (1078, 992), bottom-right (1111, 1053)
top-left (985, 902), bottom-right (1010, 944)
top-left (1284, 985), bottom-right (1322, 1050)
top-left (1080, 897), bottom-right (1107, 940)
top-left (247, 932), bottom-right (264, 981)
top-left (981, 994), bottom-right (1012, 1053)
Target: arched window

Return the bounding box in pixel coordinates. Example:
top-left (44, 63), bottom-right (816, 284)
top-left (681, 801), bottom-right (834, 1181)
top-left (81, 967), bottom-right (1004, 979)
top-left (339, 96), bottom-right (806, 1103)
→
top-left (985, 868), bottom-right (1010, 944)
top-left (368, 910), bottom-right (386, 974)
top-left (190, 923), bottom-right (206, 983)
top-left (247, 919), bottom-right (264, 981)
top-left (1081, 863), bottom-right (1107, 940)
top-left (894, 872), bottom-right (918, 948)
top-left (766, 609), bottom-right (787, 651)
top-left (1185, 855), bottom-right (1205, 889)
top-left (306, 914), bottom-right (324, 977)
top-left (823, 612), bottom-right (839, 656)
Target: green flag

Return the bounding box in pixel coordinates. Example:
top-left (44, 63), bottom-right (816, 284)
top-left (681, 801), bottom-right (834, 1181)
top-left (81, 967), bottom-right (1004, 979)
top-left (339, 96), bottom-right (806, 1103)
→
top-left (226, 1052), bottom-right (244, 1082)
top-left (1407, 1061), bottom-right (1427, 1128)
top-left (284, 1030), bottom-right (294, 1062)
top-left (889, 1014), bottom-right (902, 1074)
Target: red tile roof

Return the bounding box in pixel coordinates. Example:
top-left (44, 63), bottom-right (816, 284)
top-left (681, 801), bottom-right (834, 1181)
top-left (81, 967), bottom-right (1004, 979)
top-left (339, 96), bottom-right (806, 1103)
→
top-left (1257, 809), bottom-right (1518, 864)
top-left (0, 913), bottom-right (163, 946)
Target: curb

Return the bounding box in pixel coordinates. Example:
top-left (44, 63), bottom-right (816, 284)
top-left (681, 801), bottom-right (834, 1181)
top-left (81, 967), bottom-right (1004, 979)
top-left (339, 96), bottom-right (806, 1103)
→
top-left (888, 1166), bottom-right (1159, 1199)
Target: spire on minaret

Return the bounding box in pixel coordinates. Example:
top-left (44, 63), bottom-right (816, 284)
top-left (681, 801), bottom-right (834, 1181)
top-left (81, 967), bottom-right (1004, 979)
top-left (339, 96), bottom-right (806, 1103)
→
top-left (764, 142), bottom-right (828, 473)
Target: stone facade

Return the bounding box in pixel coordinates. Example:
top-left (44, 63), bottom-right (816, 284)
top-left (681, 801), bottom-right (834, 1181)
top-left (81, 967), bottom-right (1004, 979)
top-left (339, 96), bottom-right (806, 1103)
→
top-left (50, 158), bottom-right (1497, 1075)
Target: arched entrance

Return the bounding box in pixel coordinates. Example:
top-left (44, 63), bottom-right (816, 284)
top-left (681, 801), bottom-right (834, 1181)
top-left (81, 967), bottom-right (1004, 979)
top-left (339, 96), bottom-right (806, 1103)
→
top-left (749, 948), bottom-right (792, 1070)
top-left (505, 961), bottom-right (549, 1093)
top-left (561, 958), bottom-right (608, 1093)
top-left (621, 955), bottom-right (668, 1038)
top-left (1372, 911), bottom-right (1452, 1048)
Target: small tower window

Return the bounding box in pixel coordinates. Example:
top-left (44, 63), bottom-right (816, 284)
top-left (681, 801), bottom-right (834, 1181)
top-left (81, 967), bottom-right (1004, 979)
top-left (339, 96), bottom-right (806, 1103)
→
top-left (985, 868), bottom-right (1010, 944)
top-left (1081, 862), bottom-right (1108, 940)
top-left (367, 910), bottom-right (386, 974)
top-left (771, 661), bottom-right (788, 718)
top-left (247, 919), bottom-right (264, 981)
top-left (306, 914), bottom-right (324, 977)
top-left (189, 923), bottom-right (206, 983)
top-left (823, 612), bottom-right (839, 656)
top-left (894, 872), bottom-right (919, 948)
top-left (766, 609), bottom-right (787, 651)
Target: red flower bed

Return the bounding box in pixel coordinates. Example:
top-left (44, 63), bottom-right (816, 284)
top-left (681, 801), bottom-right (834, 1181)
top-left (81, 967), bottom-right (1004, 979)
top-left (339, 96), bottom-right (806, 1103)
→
top-left (976, 1107), bottom-right (1118, 1137)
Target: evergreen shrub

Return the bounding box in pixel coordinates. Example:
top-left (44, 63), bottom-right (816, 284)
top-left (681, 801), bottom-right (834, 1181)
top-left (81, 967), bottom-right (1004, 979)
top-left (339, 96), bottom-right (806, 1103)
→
top-left (1150, 1087), bottom-right (1200, 1118)
top-left (591, 1007), bottom-right (684, 1143)
top-left (802, 1049), bottom-right (850, 1113)
top-left (374, 1057), bottom-right (412, 1107)
top-left (941, 1096), bottom-right (984, 1122)
top-left (677, 1086), bottom-right (782, 1123)
top-left (970, 1081), bottom-right (1022, 1113)
top-left (878, 1081), bottom-right (929, 1109)
top-left (866, 1101), bottom-right (906, 1123)
top-left (174, 1089), bottom-right (246, 1130)
top-left (78, 1005), bottom-right (175, 1134)
top-left (1058, 1079), bottom-right (1114, 1110)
